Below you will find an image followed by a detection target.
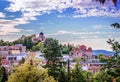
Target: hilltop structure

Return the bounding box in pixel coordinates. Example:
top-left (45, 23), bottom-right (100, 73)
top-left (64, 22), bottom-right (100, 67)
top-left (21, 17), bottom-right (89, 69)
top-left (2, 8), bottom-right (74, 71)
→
top-left (32, 32), bottom-right (46, 43)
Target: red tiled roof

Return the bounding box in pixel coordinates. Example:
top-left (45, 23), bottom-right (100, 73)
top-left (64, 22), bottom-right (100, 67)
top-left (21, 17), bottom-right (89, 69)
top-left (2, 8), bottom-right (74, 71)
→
top-left (102, 55), bottom-right (110, 59)
top-left (86, 47), bottom-right (92, 52)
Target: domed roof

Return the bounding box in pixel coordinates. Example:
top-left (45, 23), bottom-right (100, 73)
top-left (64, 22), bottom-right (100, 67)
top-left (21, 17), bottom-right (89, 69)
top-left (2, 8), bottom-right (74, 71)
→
top-left (39, 32), bottom-right (44, 35)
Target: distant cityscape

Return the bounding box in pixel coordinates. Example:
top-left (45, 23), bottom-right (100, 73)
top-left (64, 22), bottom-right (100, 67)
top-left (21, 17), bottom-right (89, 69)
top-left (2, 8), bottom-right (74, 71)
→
top-left (0, 32), bottom-right (114, 74)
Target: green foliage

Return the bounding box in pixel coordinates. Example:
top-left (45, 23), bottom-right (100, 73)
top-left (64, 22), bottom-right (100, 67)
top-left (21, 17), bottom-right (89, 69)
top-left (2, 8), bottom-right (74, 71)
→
top-left (44, 38), bottom-right (62, 60)
top-left (70, 62), bottom-right (86, 82)
top-left (83, 71), bottom-right (93, 82)
top-left (98, 54), bottom-right (108, 62)
top-left (0, 66), bottom-right (8, 82)
top-left (111, 23), bottom-right (120, 29)
top-left (58, 68), bottom-right (67, 82)
top-left (107, 39), bottom-right (120, 54)
top-left (93, 70), bottom-right (112, 82)
top-left (0, 39), bottom-right (13, 46)
top-left (13, 35), bottom-right (39, 50)
top-left (66, 59), bottom-right (70, 82)
top-left (98, 39), bottom-right (120, 81)
top-left (116, 77), bottom-right (120, 82)
top-left (99, 58), bottom-right (108, 62)
top-left (8, 59), bottom-right (57, 82)
top-left (31, 42), bottom-right (44, 51)
top-left (38, 42), bottom-right (44, 52)
top-left (0, 56), bottom-right (8, 82)
top-left (43, 38), bottom-right (62, 79)
top-left (32, 45), bottom-right (41, 51)
top-left (61, 44), bottom-right (73, 55)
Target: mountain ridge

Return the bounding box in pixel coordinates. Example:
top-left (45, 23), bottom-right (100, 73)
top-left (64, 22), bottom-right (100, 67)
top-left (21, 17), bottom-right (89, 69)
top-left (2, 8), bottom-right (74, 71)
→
top-left (93, 50), bottom-right (114, 56)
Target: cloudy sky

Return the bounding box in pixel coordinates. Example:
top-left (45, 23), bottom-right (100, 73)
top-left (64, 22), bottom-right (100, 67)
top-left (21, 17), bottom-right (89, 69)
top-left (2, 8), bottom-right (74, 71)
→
top-left (0, 0), bottom-right (120, 50)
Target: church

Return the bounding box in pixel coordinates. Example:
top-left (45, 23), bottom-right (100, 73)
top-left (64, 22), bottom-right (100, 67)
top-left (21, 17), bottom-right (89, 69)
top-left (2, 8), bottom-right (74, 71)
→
top-left (32, 32), bottom-right (46, 43)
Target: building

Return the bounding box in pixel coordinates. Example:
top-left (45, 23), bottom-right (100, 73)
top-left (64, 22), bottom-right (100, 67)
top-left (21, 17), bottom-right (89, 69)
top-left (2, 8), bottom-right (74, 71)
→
top-left (0, 44), bottom-right (28, 73)
top-left (32, 32), bottom-right (46, 43)
top-left (70, 45), bottom-right (93, 62)
top-left (69, 45), bottom-right (107, 73)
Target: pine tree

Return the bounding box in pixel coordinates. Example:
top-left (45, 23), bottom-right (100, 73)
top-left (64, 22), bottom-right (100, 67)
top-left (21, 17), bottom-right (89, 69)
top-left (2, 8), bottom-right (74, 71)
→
top-left (43, 38), bottom-right (62, 79)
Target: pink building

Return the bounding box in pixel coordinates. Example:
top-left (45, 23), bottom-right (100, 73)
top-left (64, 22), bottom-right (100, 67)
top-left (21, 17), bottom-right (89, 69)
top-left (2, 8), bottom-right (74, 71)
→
top-left (0, 44), bottom-right (27, 73)
top-left (1, 55), bottom-right (10, 73)
top-left (0, 44), bottom-right (26, 55)
top-left (70, 45), bottom-right (93, 62)
top-left (69, 45), bottom-right (106, 73)
top-left (32, 32), bottom-right (46, 43)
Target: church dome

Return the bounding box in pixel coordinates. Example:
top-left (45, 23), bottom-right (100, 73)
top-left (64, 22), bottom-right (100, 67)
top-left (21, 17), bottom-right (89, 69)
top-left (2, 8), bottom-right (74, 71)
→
top-left (39, 32), bottom-right (44, 35)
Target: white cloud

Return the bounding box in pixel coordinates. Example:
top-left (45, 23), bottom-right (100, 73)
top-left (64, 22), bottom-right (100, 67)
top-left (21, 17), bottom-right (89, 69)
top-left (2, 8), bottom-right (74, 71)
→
top-left (92, 25), bottom-right (103, 29)
top-left (57, 15), bottom-right (65, 18)
top-left (25, 30), bottom-right (35, 32)
top-left (0, 26), bottom-right (22, 35)
top-left (46, 30), bottom-right (107, 36)
top-left (0, 0), bottom-right (119, 36)
top-left (0, 12), bottom-right (5, 18)
top-left (6, 0), bottom-right (120, 18)
top-left (0, 19), bottom-right (23, 35)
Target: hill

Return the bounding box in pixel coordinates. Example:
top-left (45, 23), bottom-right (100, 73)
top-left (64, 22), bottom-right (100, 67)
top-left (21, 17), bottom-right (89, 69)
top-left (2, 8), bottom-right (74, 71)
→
top-left (93, 50), bottom-right (114, 56)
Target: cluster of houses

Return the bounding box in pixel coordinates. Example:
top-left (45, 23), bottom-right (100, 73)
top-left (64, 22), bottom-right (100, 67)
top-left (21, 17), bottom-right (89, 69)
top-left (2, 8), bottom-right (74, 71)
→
top-left (62, 45), bottom-right (109, 73)
top-left (28, 44), bottom-right (110, 74)
top-left (0, 32), bottom-right (111, 74)
top-left (0, 44), bottom-right (28, 73)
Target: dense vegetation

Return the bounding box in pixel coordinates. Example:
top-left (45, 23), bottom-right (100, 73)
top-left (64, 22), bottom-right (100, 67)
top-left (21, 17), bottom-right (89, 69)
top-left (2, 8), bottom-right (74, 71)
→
top-left (7, 57), bottom-right (57, 82)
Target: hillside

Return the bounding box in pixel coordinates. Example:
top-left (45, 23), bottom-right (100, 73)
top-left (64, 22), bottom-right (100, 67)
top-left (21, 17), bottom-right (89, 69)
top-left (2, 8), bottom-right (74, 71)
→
top-left (93, 50), bottom-right (115, 56)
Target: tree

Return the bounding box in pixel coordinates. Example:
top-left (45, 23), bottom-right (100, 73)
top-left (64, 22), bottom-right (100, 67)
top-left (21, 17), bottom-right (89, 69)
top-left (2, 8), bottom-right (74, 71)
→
top-left (7, 58), bottom-right (57, 82)
top-left (83, 71), bottom-right (93, 82)
top-left (70, 62), bottom-right (86, 82)
top-left (116, 77), bottom-right (120, 82)
top-left (99, 38), bottom-right (120, 81)
top-left (13, 35), bottom-right (38, 50)
top-left (93, 70), bottom-right (113, 82)
top-left (58, 68), bottom-right (67, 82)
top-left (111, 23), bottom-right (120, 29)
top-left (32, 45), bottom-right (41, 51)
top-left (31, 42), bottom-right (44, 52)
top-left (98, 54), bottom-right (108, 62)
top-left (43, 38), bottom-right (62, 79)
top-left (0, 56), bottom-right (8, 82)
top-left (61, 44), bottom-right (73, 55)
top-left (38, 42), bottom-right (44, 52)
top-left (0, 39), bottom-right (13, 46)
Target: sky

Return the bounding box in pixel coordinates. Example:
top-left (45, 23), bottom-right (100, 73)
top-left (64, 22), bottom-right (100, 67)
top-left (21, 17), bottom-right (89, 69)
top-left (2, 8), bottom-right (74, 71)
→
top-left (0, 0), bottom-right (120, 50)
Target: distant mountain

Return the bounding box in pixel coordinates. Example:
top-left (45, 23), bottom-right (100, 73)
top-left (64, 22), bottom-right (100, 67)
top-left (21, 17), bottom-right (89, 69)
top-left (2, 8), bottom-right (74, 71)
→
top-left (93, 50), bottom-right (115, 56)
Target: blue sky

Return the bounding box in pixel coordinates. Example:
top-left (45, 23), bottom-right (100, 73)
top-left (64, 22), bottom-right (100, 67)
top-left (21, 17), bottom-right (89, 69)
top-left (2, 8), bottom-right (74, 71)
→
top-left (0, 0), bottom-right (120, 50)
